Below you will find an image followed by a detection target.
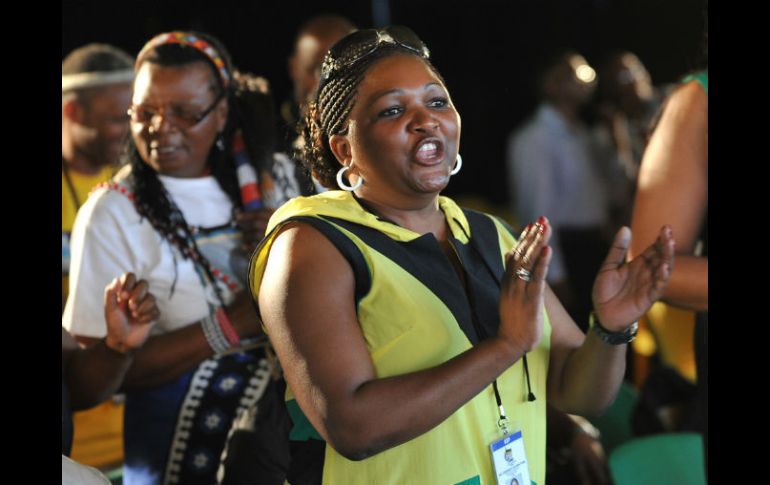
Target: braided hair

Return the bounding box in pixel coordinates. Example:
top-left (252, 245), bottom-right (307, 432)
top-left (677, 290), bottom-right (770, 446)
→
top-left (125, 31), bottom-right (275, 264)
top-left (298, 44), bottom-right (444, 189)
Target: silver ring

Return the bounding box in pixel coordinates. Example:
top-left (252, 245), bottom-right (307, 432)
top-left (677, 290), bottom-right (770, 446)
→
top-left (515, 267), bottom-right (532, 282)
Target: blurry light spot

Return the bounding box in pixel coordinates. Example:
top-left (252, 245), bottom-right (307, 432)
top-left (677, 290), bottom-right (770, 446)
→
top-left (576, 64), bottom-right (596, 83)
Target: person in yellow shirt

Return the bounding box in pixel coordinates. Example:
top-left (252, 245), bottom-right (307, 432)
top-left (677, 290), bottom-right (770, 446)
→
top-left (251, 26), bottom-right (675, 485)
top-left (62, 42), bottom-right (134, 471)
top-left (63, 43), bottom-right (134, 308)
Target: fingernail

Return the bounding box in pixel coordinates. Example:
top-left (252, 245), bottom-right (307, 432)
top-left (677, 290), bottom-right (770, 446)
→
top-left (538, 215), bottom-right (545, 224)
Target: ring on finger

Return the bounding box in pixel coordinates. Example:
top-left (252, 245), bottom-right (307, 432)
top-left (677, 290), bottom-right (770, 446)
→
top-left (514, 267), bottom-right (532, 282)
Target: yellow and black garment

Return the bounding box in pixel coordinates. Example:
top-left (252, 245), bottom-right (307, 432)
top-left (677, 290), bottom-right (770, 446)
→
top-left (250, 191), bottom-right (552, 485)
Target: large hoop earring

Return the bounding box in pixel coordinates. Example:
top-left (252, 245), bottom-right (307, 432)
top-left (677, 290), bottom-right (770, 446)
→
top-left (450, 153), bottom-right (463, 176)
top-left (336, 165), bottom-right (363, 191)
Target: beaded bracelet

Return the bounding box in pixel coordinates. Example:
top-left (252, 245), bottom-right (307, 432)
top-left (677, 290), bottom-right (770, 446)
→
top-left (201, 308), bottom-right (242, 354)
top-left (201, 312), bottom-right (232, 354)
top-left (215, 307), bottom-right (240, 347)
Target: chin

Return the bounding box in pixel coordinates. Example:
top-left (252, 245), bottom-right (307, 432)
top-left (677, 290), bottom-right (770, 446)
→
top-left (415, 174), bottom-right (450, 193)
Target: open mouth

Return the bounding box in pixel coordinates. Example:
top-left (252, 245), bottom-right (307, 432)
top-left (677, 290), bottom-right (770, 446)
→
top-left (414, 139), bottom-right (445, 165)
top-left (150, 142), bottom-right (180, 158)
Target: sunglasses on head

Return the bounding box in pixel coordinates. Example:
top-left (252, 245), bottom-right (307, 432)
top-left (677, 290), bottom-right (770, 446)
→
top-left (318, 26), bottom-right (430, 93)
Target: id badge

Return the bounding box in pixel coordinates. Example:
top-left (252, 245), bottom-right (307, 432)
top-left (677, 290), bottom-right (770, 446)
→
top-left (489, 429), bottom-right (531, 485)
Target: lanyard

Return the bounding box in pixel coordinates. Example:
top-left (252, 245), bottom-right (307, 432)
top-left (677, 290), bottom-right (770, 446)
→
top-left (452, 219), bottom-right (538, 434)
top-left (468, 299), bottom-right (518, 435)
top-left (62, 160), bottom-right (82, 211)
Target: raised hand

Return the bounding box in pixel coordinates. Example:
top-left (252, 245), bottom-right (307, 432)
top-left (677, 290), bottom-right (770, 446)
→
top-left (498, 217), bottom-right (553, 354)
top-left (592, 225), bottom-right (675, 331)
top-left (103, 272), bottom-right (159, 354)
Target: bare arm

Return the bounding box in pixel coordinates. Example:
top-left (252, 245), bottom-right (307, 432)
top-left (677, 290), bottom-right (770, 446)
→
top-left (65, 334), bottom-right (135, 410)
top-left (259, 220), bottom-right (550, 460)
top-left (630, 81), bottom-right (708, 311)
top-left (64, 274), bottom-right (159, 409)
top-left (76, 289), bottom-right (262, 391)
top-left (68, 192), bottom-right (263, 388)
top-left (77, 324), bottom-right (215, 390)
top-left (545, 286), bottom-right (627, 416)
top-left (547, 225), bottom-right (674, 416)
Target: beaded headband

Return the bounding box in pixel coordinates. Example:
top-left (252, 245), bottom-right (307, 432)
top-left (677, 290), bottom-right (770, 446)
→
top-left (135, 32), bottom-right (231, 88)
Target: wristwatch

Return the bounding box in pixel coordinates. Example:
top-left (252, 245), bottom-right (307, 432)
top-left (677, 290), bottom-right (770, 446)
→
top-left (590, 312), bottom-right (638, 345)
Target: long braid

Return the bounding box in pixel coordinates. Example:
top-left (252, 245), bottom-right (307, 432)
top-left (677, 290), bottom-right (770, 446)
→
top-left (129, 152), bottom-right (192, 255)
top-left (128, 148), bottom-right (229, 303)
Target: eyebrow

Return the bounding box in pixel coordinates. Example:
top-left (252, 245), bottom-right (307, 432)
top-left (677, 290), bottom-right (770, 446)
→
top-left (364, 82), bottom-right (444, 109)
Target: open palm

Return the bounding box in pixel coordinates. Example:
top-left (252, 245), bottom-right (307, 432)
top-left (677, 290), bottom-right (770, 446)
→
top-left (592, 226), bottom-right (675, 331)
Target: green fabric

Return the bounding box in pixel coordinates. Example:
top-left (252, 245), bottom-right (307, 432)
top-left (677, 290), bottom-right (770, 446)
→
top-left (250, 191), bottom-right (552, 485)
top-left (454, 476), bottom-right (481, 485)
top-left (588, 381), bottom-right (638, 453)
top-left (286, 399), bottom-right (323, 441)
top-left (681, 70), bottom-right (708, 94)
top-left (609, 432), bottom-right (706, 485)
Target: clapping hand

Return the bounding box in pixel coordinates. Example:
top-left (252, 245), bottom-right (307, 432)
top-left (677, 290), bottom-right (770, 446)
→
top-left (103, 272), bottom-right (159, 354)
top-left (592, 225), bottom-right (675, 331)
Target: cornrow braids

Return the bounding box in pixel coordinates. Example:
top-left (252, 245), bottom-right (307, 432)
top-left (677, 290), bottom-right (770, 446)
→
top-left (297, 46), bottom-right (444, 189)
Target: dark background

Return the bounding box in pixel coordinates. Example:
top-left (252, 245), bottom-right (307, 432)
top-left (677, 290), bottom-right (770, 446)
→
top-left (63, 0), bottom-right (707, 207)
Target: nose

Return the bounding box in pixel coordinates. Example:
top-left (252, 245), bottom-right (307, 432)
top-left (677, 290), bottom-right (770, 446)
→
top-left (408, 107), bottom-right (439, 133)
top-left (147, 109), bottom-right (176, 134)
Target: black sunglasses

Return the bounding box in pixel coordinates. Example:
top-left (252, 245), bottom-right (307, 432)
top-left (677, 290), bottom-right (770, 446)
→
top-left (318, 26), bottom-right (430, 93)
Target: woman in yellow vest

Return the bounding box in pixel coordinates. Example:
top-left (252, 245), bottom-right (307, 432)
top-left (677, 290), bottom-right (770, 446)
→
top-left (250, 26), bottom-right (675, 485)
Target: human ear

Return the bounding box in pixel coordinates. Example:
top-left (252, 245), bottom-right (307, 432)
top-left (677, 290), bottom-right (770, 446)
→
top-left (63, 99), bottom-right (84, 123)
top-left (215, 98), bottom-right (229, 132)
top-left (329, 134), bottom-right (352, 167)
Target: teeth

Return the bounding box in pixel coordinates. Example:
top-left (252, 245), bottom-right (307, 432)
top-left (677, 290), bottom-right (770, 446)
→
top-left (418, 142), bottom-right (437, 152)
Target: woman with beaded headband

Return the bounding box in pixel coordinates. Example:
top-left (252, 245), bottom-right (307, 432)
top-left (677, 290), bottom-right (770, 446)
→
top-left (249, 26), bottom-right (676, 484)
top-left (63, 31), bottom-right (292, 485)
